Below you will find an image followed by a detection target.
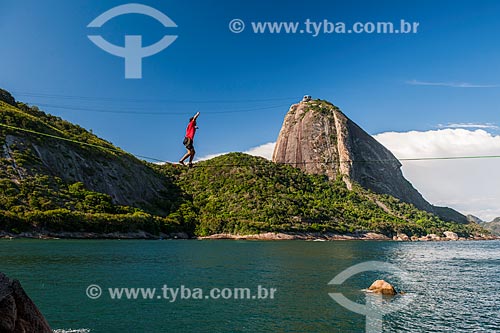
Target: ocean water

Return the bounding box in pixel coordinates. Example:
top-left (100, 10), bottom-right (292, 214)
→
top-left (0, 239), bottom-right (498, 332)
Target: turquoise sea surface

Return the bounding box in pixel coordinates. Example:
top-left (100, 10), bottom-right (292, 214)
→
top-left (0, 239), bottom-right (498, 332)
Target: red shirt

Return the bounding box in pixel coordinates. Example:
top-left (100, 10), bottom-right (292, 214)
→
top-left (185, 120), bottom-right (196, 140)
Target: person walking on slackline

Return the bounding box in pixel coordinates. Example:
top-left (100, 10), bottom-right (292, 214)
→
top-left (179, 111), bottom-right (200, 167)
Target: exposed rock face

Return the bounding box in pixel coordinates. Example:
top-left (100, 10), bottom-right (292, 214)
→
top-left (444, 231), bottom-right (459, 240)
top-left (3, 134), bottom-right (176, 214)
top-left (273, 100), bottom-right (467, 223)
top-left (482, 217), bottom-right (500, 235)
top-left (272, 101), bottom-right (353, 184)
top-left (393, 233), bottom-right (410, 241)
top-left (466, 214), bottom-right (483, 224)
top-left (419, 233), bottom-right (441, 241)
top-left (0, 90), bottom-right (182, 215)
top-left (0, 272), bottom-right (51, 333)
top-left (367, 280), bottom-right (397, 295)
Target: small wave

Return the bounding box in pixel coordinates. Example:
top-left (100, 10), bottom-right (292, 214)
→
top-left (53, 329), bottom-right (91, 333)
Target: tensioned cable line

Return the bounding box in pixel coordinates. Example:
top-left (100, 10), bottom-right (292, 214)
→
top-left (12, 91), bottom-right (298, 104)
top-left (0, 123), bottom-right (164, 163)
top-left (30, 103), bottom-right (291, 115)
top-left (2, 123), bottom-right (500, 166)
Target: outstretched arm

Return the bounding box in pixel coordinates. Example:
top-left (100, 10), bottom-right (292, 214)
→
top-left (193, 112), bottom-right (200, 121)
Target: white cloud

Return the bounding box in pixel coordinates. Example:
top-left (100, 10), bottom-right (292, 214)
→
top-left (374, 129), bottom-right (500, 221)
top-left (244, 142), bottom-right (275, 160)
top-left (406, 79), bottom-right (499, 88)
top-left (196, 142), bottom-right (276, 162)
top-left (439, 123), bottom-right (499, 130)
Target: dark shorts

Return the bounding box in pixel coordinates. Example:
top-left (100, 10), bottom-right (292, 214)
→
top-left (183, 137), bottom-right (194, 150)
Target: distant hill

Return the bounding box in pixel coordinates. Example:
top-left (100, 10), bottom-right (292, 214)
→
top-left (0, 89), bottom-right (488, 238)
top-left (467, 214), bottom-right (484, 224)
top-left (481, 217), bottom-right (500, 235)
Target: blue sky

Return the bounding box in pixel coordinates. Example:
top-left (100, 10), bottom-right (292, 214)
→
top-left (1, 0), bottom-right (500, 218)
top-left (1, 0), bottom-right (499, 160)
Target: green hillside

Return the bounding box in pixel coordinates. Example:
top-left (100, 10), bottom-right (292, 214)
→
top-left (155, 154), bottom-right (485, 237)
top-left (0, 92), bottom-right (187, 235)
top-left (0, 89), bottom-right (488, 238)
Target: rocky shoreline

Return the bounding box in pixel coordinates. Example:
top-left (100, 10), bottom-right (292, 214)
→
top-left (198, 231), bottom-right (498, 241)
top-left (0, 230), bottom-right (497, 241)
top-left (0, 272), bottom-right (52, 332)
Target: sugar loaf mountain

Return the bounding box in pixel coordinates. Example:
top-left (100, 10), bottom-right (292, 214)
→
top-left (272, 97), bottom-right (467, 224)
top-left (0, 89), bottom-right (491, 239)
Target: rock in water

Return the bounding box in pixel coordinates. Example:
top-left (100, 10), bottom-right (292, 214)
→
top-left (368, 280), bottom-right (397, 295)
top-left (272, 99), bottom-right (467, 224)
top-left (0, 272), bottom-right (51, 332)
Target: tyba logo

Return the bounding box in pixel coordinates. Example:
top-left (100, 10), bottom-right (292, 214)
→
top-left (328, 261), bottom-right (415, 333)
top-left (87, 3), bottom-right (178, 79)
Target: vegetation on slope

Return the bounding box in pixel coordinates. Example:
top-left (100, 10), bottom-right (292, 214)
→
top-left (154, 154), bottom-right (485, 237)
top-left (0, 173), bottom-right (186, 235)
top-left (0, 100), bottom-right (119, 153)
top-left (0, 90), bottom-right (488, 238)
top-left (0, 95), bottom-right (192, 235)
